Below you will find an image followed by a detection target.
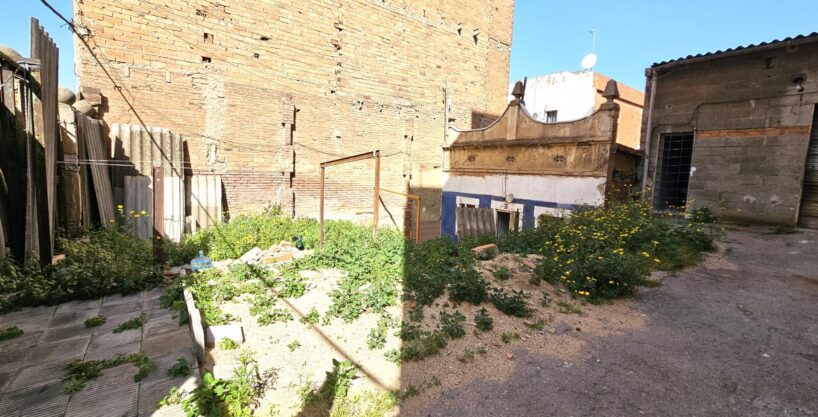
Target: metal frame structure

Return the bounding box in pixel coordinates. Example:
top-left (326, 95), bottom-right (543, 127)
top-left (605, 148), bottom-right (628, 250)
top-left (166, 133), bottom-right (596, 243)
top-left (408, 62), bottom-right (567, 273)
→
top-left (379, 188), bottom-right (421, 244)
top-left (319, 150), bottom-right (381, 248)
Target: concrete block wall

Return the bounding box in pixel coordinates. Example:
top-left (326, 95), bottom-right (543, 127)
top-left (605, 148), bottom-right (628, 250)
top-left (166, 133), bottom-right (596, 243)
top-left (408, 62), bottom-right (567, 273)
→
top-left (73, 0), bottom-right (514, 233)
top-left (642, 40), bottom-right (818, 225)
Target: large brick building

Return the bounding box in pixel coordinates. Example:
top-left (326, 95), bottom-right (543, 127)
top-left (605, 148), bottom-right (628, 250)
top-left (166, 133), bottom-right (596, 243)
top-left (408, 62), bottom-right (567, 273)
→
top-left (73, 0), bottom-right (515, 238)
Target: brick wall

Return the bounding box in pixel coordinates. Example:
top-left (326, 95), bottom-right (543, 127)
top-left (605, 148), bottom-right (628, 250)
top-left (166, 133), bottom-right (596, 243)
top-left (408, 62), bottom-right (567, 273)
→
top-left (641, 40), bottom-right (818, 225)
top-left (73, 0), bottom-right (514, 234)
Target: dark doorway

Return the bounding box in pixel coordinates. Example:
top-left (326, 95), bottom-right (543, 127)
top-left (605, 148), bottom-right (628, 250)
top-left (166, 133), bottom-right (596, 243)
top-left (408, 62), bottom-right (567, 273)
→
top-left (654, 133), bottom-right (694, 210)
top-left (496, 211), bottom-right (511, 236)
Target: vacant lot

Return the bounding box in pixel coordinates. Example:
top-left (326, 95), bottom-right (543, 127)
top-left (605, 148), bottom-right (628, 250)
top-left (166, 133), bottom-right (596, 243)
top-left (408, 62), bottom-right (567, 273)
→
top-left (406, 227), bottom-right (818, 417)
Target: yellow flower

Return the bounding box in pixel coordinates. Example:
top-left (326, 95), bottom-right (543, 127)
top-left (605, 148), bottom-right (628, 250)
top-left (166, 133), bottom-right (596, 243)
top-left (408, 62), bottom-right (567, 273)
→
top-left (108, 219), bottom-right (115, 223)
top-left (654, 258), bottom-right (661, 263)
top-left (608, 280), bottom-right (615, 284)
top-left (117, 204), bottom-right (123, 209)
top-left (134, 214), bottom-right (141, 218)
top-left (140, 210), bottom-right (147, 215)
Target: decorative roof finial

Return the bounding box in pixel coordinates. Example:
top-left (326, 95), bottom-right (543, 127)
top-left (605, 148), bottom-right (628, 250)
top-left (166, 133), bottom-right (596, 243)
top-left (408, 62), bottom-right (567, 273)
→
top-left (511, 80), bottom-right (525, 103)
top-left (602, 79), bottom-right (620, 102)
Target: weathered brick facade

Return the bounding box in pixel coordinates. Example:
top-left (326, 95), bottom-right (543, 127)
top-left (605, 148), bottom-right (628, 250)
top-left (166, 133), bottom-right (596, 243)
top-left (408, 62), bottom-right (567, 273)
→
top-left (73, 0), bottom-right (514, 238)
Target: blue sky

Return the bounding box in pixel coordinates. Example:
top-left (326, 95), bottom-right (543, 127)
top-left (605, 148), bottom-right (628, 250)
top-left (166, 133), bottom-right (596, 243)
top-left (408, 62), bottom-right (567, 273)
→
top-left (2, 1), bottom-right (817, 92)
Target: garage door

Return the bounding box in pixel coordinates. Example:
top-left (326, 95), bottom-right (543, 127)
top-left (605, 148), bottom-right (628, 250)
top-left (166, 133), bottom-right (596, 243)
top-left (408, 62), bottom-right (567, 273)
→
top-left (799, 105), bottom-right (818, 228)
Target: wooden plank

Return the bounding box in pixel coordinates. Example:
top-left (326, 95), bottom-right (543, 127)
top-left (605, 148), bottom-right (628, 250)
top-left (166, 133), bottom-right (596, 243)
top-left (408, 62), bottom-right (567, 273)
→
top-left (76, 115), bottom-right (92, 228)
top-left (78, 115), bottom-right (115, 226)
top-left (152, 167), bottom-right (164, 261)
top-left (188, 175), bottom-right (222, 231)
top-left (163, 175), bottom-right (184, 242)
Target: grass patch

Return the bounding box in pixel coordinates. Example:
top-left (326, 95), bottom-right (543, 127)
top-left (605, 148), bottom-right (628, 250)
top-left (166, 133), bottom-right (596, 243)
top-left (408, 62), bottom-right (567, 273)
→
top-left (557, 301), bottom-right (582, 314)
top-left (167, 356), bottom-right (191, 378)
top-left (500, 332), bottom-right (520, 344)
top-left (288, 340), bottom-right (302, 352)
top-left (457, 348), bottom-right (475, 363)
top-left (180, 352), bottom-right (260, 417)
top-left (523, 319), bottom-right (545, 331)
top-left (112, 313), bottom-right (146, 333)
top-left (84, 316), bottom-right (106, 328)
top-left (0, 325), bottom-right (23, 341)
top-left (220, 338), bottom-right (239, 350)
top-left (300, 308), bottom-right (321, 325)
top-left (63, 353), bottom-right (155, 394)
top-left (491, 267), bottom-right (512, 281)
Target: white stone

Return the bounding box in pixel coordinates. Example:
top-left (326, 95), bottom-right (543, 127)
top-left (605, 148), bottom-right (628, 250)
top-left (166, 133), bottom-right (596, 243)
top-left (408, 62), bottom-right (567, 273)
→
top-left (206, 324), bottom-right (244, 345)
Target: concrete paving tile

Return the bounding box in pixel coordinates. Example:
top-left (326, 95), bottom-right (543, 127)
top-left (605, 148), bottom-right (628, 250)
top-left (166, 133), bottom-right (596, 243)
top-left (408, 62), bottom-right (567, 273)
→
top-left (143, 315), bottom-right (184, 339)
top-left (83, 341), bottom-right (140, 362)
top-left (0, 347), bottom-right (28, 372)
top-left (64, 364), bottom-right (139, 417)
top-left (102, 293), bottom-right (143, 307)
top-left (143, 297), bottom-right (162, 311)
top-left (39, 323), bottom-right (93, 344)
top-left (0, 369), bottom-right (15, 392)
top-left (0, 380), bottom-right (69, 417)
top-left (91, 312), bottom-right (144, 335)
top-left (54, 299), bottom-right (103, 315)
top-left (0, 306), bottom-right (56, 327)
top-left (87, 328), bottom-right (142, 353)
top-left (139, 349), bottom-right (198, 384)
top-left (141, 330), bottom-right (193, 359)
top-left (142, 404), bottom-right (186, 417)
top-left (49, 309), bottom-right (101, 328)
top-left (0, 330), bottom-right (43, 354)
top-left (1, 315), bottom-right (52, 333)
top-left (143, 307), bottom-right (173, 320)
top-left (26, 337), bottom-right (89, 364)
top-left (99, 301), bottom-right (144, 317)
top-left (143, 287), bottom-right (166, 301)
top-left (7, 358), bottom-right (67, 390)
top-left (137, 375), bottom-right (198, 416)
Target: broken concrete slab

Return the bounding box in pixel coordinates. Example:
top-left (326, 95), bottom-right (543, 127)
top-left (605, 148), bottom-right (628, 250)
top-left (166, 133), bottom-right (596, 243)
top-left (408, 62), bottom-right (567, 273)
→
top-left (205, 324), bottom-right (244, 345)
top-left (49, 309), bottom-right (101, 328)
top-left (239, 247), bottom-right (264, 263)
top-left (38, 323), bottom-right (93, 344)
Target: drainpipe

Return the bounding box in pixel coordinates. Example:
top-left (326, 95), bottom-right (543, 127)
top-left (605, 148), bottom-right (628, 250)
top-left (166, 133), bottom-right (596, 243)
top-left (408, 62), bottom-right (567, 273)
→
top-left (641, 69), bottom-right (658, 197)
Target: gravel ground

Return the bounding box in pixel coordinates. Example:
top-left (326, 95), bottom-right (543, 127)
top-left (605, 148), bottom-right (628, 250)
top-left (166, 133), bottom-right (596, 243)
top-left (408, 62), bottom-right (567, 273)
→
top-left (405, 227), bottom-right (818, 417)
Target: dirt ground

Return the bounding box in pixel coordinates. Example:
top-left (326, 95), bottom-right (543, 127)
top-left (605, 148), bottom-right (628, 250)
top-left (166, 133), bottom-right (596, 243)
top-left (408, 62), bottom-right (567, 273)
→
top-left (403, 227), bottom-right (818, 417)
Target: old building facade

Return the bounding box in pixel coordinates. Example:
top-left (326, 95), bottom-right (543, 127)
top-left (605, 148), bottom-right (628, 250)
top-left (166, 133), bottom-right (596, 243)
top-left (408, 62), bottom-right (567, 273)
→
top-left (510, 71), bottom-right (644, 149)
top-left (641, 33), bottom-right (818, 227)
top-left (441, 80), bottom-right (640, 239)
top-left (73, 0), bottom-right (515, 239)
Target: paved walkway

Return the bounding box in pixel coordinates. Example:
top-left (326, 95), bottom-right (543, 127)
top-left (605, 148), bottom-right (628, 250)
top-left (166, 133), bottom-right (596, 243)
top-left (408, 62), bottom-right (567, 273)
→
top-left (0, 288), bottom-right (197, 417)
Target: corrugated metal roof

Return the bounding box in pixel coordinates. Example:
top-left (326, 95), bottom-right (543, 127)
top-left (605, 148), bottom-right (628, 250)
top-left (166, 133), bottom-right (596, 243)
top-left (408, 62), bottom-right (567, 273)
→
top-left (652, 32), bottom-right (818, 67)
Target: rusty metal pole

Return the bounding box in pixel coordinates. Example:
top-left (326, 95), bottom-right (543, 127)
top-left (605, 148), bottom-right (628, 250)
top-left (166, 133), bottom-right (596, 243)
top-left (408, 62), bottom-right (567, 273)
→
top-left (319, 165), bottom-right (325, 249)
top-left (373, 151), bottom-right (381, 235)
top-left (152, 167), bottom-right (164, 262)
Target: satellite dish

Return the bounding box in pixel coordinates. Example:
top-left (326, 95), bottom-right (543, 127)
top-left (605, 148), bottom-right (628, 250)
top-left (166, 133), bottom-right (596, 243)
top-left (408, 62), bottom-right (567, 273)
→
top-left (581, 53), bottom-right (598, 70)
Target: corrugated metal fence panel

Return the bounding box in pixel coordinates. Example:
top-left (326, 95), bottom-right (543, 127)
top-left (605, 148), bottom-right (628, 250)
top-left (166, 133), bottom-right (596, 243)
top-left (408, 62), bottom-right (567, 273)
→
top-left (110, 123), bottom-right (185, 240)
top-left (31, 17), bottom-right (59, 258)
top-left (124, 176), bottom-right (152, 239)
top-left (455, 207), bottom-right (496, 240)
top-left (78, 115), bottom-right (115, 226)
top-left (188, 175), bottom-right (222, 231)
top-left (799, 106), bottom-right (818, 228)
top-left (164, 175), bottom-right (184, 242)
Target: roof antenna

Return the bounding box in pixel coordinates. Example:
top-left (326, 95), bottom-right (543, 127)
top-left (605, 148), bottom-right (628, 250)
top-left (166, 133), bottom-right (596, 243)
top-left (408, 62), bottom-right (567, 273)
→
top-left (581, 29), bottom-right (598, 71)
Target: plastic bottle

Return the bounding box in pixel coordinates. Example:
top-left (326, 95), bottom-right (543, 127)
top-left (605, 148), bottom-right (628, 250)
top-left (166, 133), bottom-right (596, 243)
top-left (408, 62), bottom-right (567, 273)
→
top-left (191, 250), bottom-right (213, 272)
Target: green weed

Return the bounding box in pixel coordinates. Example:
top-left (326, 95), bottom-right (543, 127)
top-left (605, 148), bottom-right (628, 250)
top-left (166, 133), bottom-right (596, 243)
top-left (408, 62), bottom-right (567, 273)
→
top-left (439, 311), bottom-right (466, 339)
top-left (500, 332), bottom-right (520, 344)
top-left (220, 338), bottom-right (239, 350)
top-left (492, 267), bottom-right (512, 281)
top-left (557, 301), bottom-right (582, 314)
top-left (0, 325), bottom-right (23, 341)
top-left (84, 316), bottom-right (107, 328)
top-left (112, 314), bottom-right (146, 333)
top-left (167, 356), bottom-right (191, 378)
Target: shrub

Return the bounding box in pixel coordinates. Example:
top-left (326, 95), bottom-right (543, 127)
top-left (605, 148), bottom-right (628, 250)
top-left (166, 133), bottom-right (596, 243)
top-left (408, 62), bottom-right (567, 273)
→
top-left (439, 311), bottom-right (466, 339)
top-left (535, 201), bottom-right (714, 302)
top-left (84, 316), bottom-right (107, 328)
top-left (0, 326), bottom-right (23, 341)
top-left (474, 308), bottom-right (493, 331)
top-left (2, 228), bottom-right (162, 312)
top-left (490, 288), bottom-right (532, 317)
top-left (446, 268), bottom-right (490, 305)
top-left (690, 207), bottom-right (717, 224)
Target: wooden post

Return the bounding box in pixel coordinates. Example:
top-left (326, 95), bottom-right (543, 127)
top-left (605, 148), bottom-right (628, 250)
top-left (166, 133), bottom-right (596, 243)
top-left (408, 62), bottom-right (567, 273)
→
top-left (373, 151), bottom-right (380, 234)
top-left (415, 196), bottom-right (422, 244)
top-left (152, 167), bottom-right (164, 262)
top-left (319, 165), bottom-right (325, 249)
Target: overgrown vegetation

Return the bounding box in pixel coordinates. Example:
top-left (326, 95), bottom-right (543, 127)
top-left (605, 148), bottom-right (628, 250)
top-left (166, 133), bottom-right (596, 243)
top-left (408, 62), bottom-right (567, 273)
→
top-left (63, 353), bottom-right (155, 394)
top-left (179, 352), bottom-right (261, 417)
top-left (0, 325), bottom-right (23, 341)
top-left (0, 228), bottom-right (162, 313)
